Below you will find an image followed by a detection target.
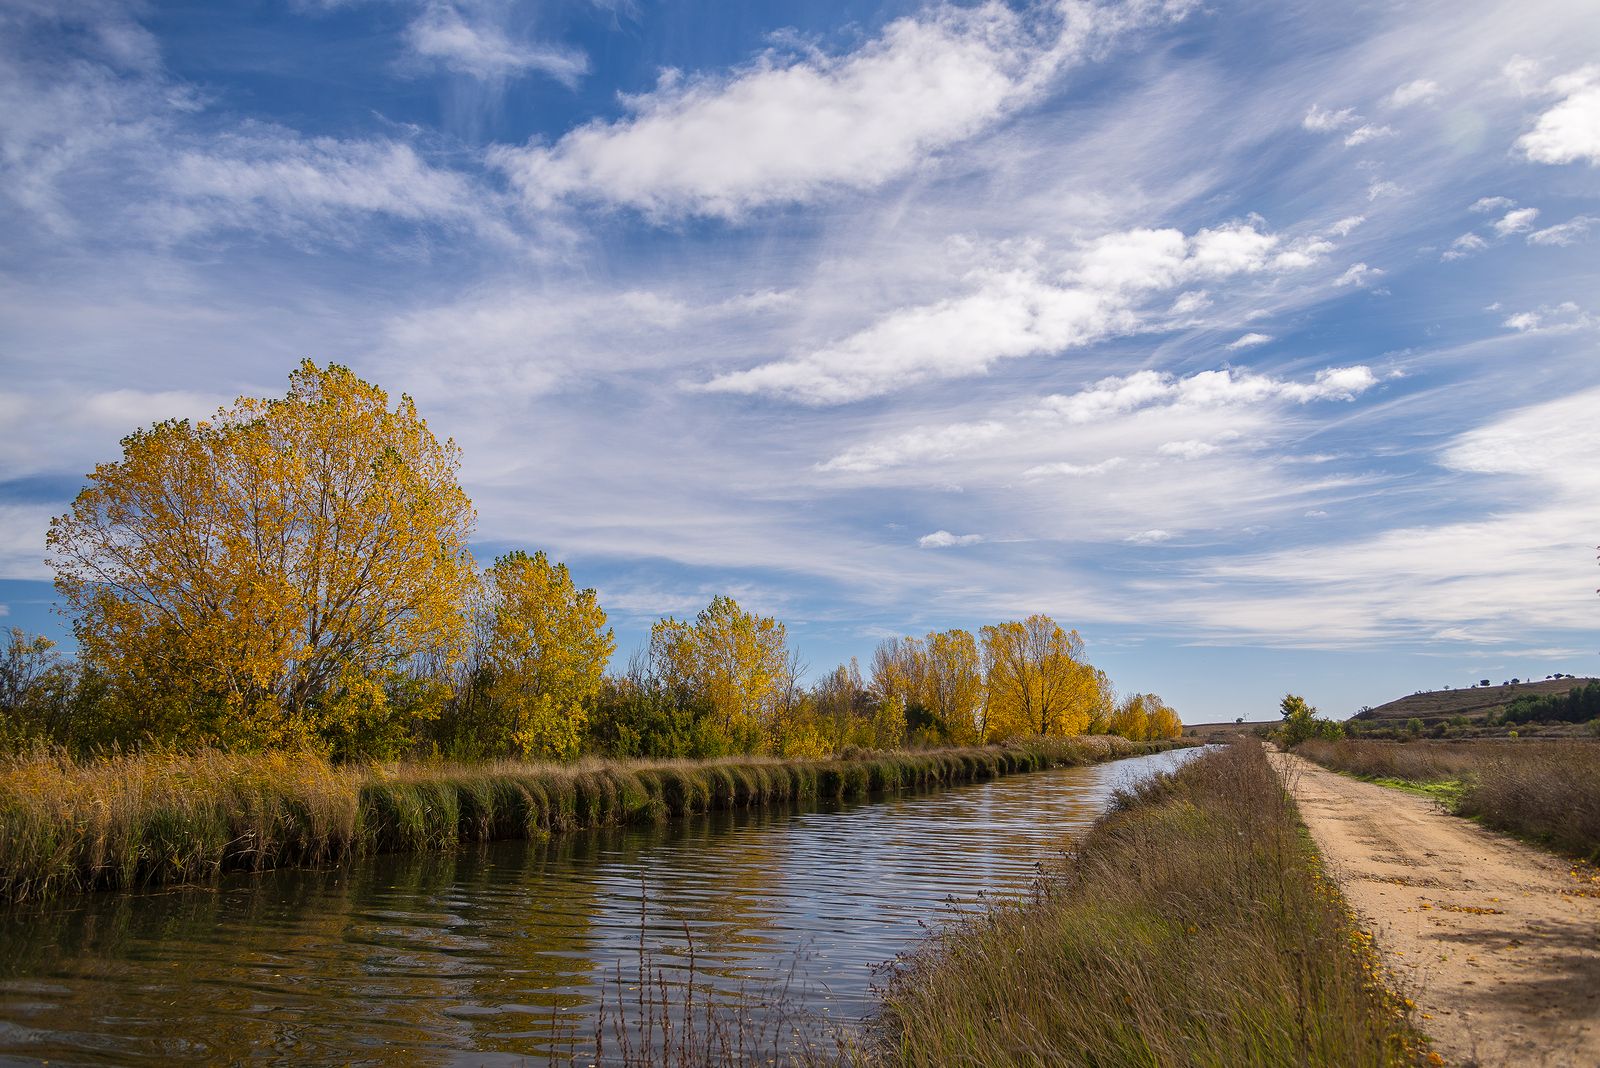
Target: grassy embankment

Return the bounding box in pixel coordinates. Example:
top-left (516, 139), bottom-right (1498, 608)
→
top-left (864, 742), bottom-right (1426, 1067)
top-left (0, 735), bottom-right (1178, 905)
top-left (1296, 738), bottom-right (1600, 861)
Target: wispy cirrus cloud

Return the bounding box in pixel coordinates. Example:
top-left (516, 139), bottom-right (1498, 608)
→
top-left (402, 2), bottom-right (589, 86)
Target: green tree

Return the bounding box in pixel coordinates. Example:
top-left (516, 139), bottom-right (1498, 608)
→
top-left (1278, 693), bottom-right (1343, 747)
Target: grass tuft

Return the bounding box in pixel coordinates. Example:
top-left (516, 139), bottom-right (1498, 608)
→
top-left (0, 736), bottom-right (1184, 904)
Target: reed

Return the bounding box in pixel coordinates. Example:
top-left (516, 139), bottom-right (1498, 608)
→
top-left (0, 735), bottom-right (1179, 904)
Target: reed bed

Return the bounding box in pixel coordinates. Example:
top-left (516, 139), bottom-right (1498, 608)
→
top-left (865, 742), bottom-right (1426, 1067)
top-left (0, 735), bottom-right (1175, 904)
top-left (1295, 738), bottom-right (1600, 860)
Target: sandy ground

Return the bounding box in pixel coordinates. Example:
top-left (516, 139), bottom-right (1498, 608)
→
top-left (1275, 752), bottom-right (1600, 1068)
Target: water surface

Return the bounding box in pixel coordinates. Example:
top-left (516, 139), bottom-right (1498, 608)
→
top-left (0, 746), bottom-right (1203, 1064)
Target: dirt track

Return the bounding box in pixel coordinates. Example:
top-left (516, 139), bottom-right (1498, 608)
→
top-left (1276, 752), bottom-right (1600, 1067)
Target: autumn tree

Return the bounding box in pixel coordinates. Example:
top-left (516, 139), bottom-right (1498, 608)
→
top-left (1109, 692), bottom-right (1152, 739)
top-left (1109, 691), bottom-right (1182, 740)
top-left (810, 658), bottom-right (874, 751)
top-left (471, 551), bottom-right (614, 760)
top-left (1147, 697), bottom-right (1183, 739)
top-left (921, 628), bottom-right (984, 743)
top-left (649, 595), bottom-right (791, 753)
top-left (870, 636), bottom-right (927, 713)
top-left (1085, 668), bottom-right (1116, 734)
top-left (46, 361), bottom-right (477, 755)
top-left (980, 615), bottom-right (1096, 739)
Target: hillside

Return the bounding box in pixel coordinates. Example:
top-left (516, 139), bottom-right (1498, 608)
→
top-left (1351, 677), bottom-right (1597, 725)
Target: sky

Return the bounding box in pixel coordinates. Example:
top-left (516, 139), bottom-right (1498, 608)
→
top-left (2, 0), bottom-right (1597, 724)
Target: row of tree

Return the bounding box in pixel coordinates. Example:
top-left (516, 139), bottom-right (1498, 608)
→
top-left (5, 362), bottom-right (1180, 760)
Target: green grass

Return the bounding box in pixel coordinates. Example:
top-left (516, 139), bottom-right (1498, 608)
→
top-left (1366, 776), bottom-right (1465, 805)
top-left (861, 741), bottom-right (1427, 1068)
top-left (0, 735), bottom-right (1184, 905)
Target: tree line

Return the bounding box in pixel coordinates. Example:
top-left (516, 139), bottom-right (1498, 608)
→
top-left (2, 362), bottom-right (1180, 760)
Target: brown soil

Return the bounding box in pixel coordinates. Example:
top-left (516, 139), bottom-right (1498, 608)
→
top-left (1276, 752), bottom-right (1600, 1067)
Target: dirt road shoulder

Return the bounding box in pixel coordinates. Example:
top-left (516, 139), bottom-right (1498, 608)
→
top-left (1276, 751), bottom-right (1600, 1067)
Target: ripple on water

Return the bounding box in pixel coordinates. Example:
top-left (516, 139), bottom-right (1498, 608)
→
top-left (0, 746), bottom-right (1204, 1065)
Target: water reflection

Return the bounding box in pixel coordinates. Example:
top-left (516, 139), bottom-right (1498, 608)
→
top-left (0, 747), bottom-right (1202, 1065)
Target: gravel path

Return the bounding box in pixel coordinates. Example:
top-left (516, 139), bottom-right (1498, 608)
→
top-left (1276, 751), bottom-right (1600, 1067)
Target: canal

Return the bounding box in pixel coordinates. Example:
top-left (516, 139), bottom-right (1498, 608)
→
top-left (0, 745), bottom-right (1204, 1065)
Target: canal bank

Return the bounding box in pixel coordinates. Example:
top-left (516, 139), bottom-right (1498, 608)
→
top-left (0, 744), bottom-right (1200, 1064)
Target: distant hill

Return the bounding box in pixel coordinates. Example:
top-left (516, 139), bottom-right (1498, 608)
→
top-left (1351, 677), bottom-right (1598, 725)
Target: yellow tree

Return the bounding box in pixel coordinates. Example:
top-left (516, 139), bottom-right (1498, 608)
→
top-left (811, 658), bottom-right (873, 751)
top-left (1110, 692), bottom-right (1154, 740)
top-left (921, 628), bottom-right (984, 744)
top-left (1086, 668), bottom-right (1116, 734)
top-left (649, 595), bottom-right (789, 753)
top-left (47, 360), bottom-right (476, 753)
top-left (1147, 697), bottom-right (1183, 739)
top-left (480, 551), bottom-right (614, 760)
top-left (869, 636), bottom-right (927, 709)
top-left (980, 615), bottom-right (1096, 739)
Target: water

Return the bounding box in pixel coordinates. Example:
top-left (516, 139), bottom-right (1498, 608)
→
top-left (0, 747), bottom-right (1203, 1065)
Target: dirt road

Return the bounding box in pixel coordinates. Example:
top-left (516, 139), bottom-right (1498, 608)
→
top-left (1276, 752), bottom-right (1600, 1067)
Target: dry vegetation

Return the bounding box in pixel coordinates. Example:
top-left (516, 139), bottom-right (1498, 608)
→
top-left (0, 735), bottom-right (1176, 905)
top-left (1296, 739), bottom-right (1600, 860)
top-left (863, 742), bottom-right (1425, 1067)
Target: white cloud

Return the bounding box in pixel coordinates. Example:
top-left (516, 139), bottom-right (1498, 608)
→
top-left (1158, 440), bottom-right (1220, 459)
top-left (1304, 509), bottom-right (1329, 517)
top-left (1470, 196), bottom-right (1515, 213)
top-left (1125, 529), bottom-right (1175, 545)
top-left (1441, 232), bottom-right (1487, 261)
top-left (1502, 302), bottom-right (1596, 333)
top-left (704, 221), bottom-right (1292, 404)
top-left (1491, 207), bottom-right (1540, 235)
top-left (403, 2), bottom-right (588, 85)
top-left (1384, 79), bottom-right (1440, 108)
top-left (1169, 290), bottom-right (1211, 315)
top-left (1227, 332), bottom-right (1272, 349)
top-left (1527, 215), bottom-right (1596, 246)
top-left (918, 530), bottom-right (984, 548)
top-left (1367, 180), bottom-right (1402, 200)
top-left (1334, 262), bottom-right (1383, 287)
top-left (1516, 67), bottom-right (1600, 165)
top-left (1328, 215), bottom-right (1365, 236)
top-left (1270, 237), bottom-right (1334, 270)
top-left (1303, 104), bottom-right (1357, 132)
top-left (1343, 123), bottom-right (1394, 147)
top-left (491, 0), bottom-right (1191, 218)
top-left (1022, 457), bottom-right (1126, 478)
top-left (159, 130), bottom-right (508, 243)
top-left (818, 421), bottom-right (1007, 473)
top-left (821, 365), bottom-right (1378, 474)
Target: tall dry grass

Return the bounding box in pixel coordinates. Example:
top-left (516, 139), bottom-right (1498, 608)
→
top-left (1295, 738), bottom-right (1600, 860)
top-left (1294, 738), bottom-right (1489, 782)
top-left (865, 742), bottom-right (1424, 1067)
top-left (0, 735), bottom-right (1176, 904)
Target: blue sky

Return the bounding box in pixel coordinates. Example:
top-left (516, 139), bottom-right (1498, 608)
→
top-left (2, 0), bottom-right (1597, 723)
